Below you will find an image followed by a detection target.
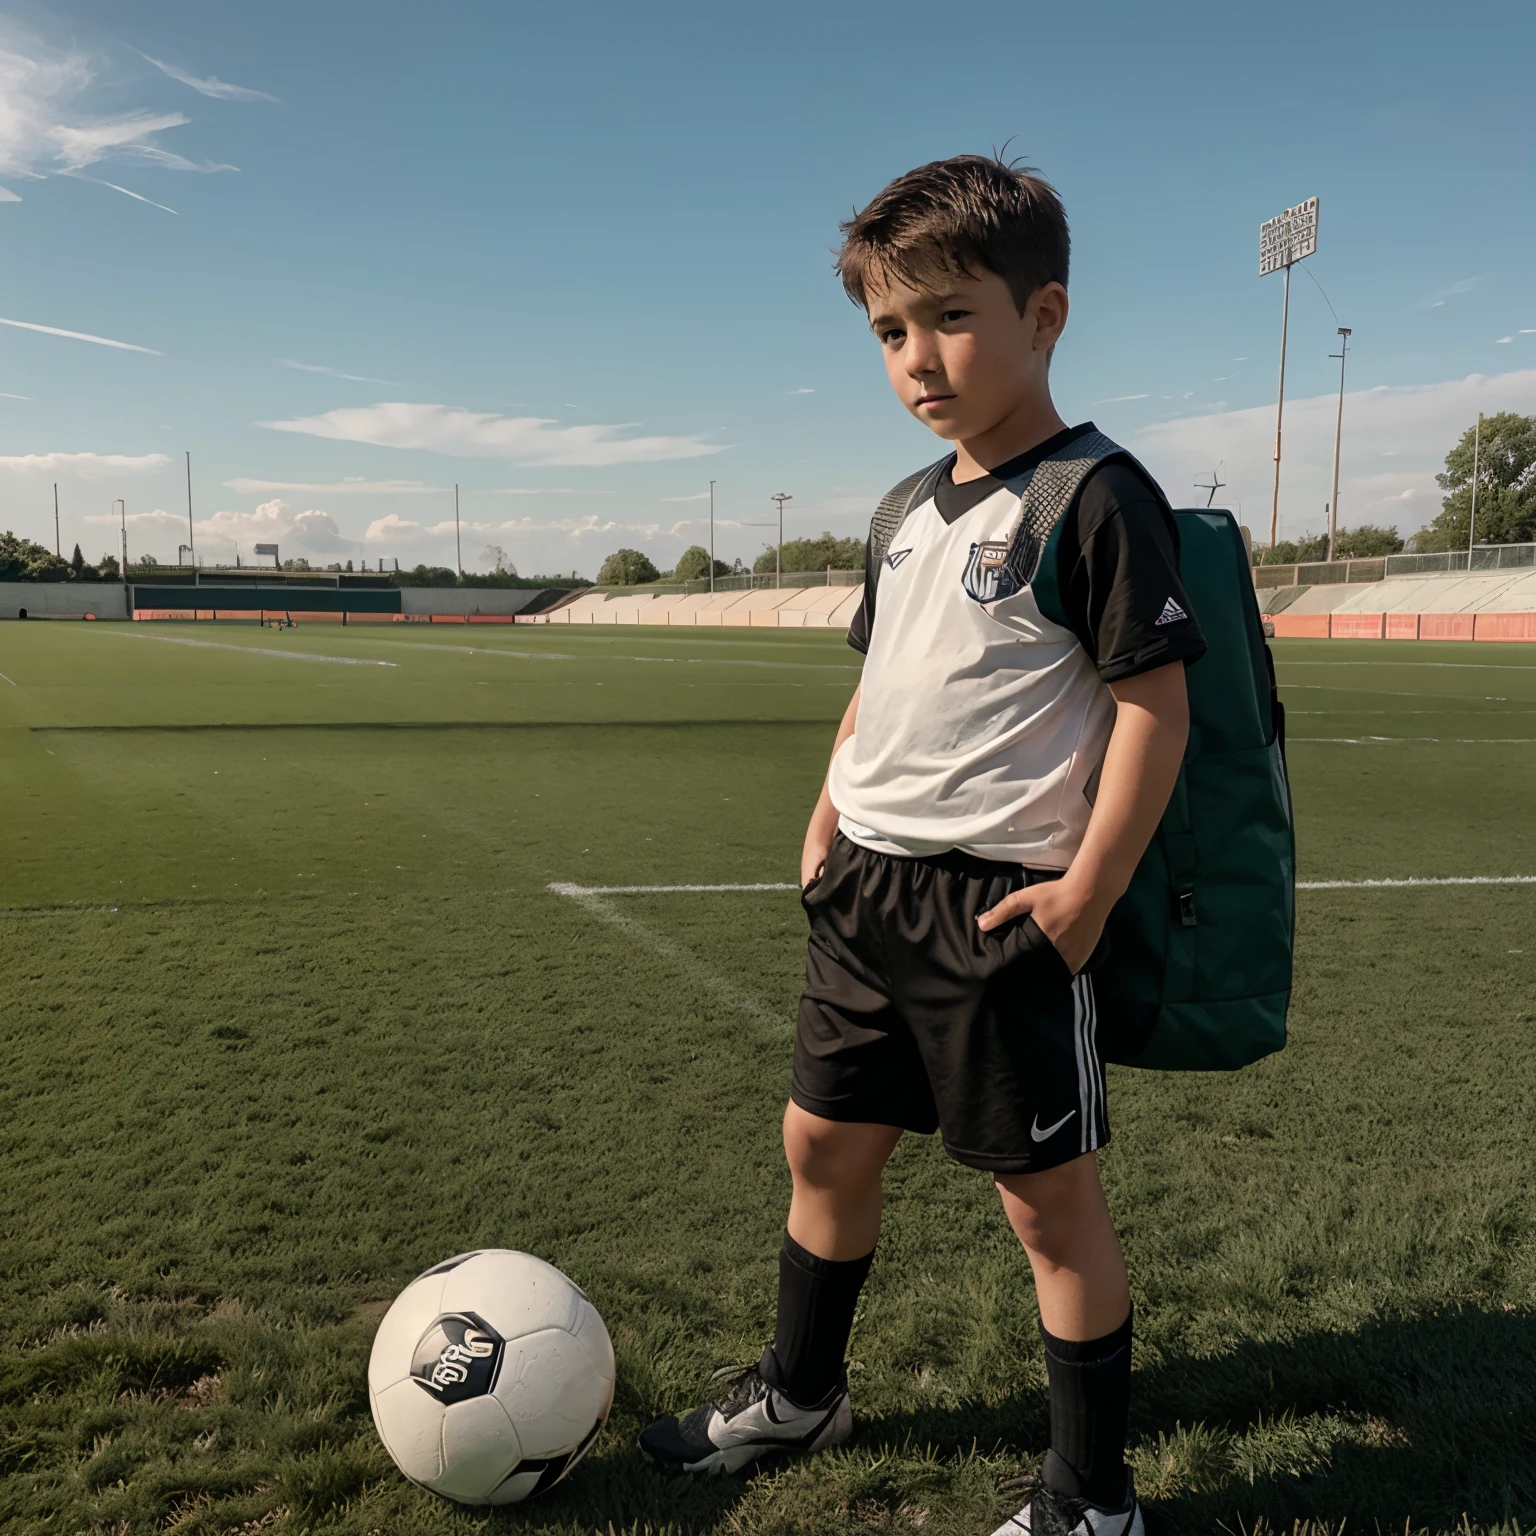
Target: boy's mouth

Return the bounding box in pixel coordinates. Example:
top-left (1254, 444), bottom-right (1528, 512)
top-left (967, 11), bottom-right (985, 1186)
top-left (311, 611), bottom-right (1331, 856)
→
top-left (916, 393), bottom-right (955, 411)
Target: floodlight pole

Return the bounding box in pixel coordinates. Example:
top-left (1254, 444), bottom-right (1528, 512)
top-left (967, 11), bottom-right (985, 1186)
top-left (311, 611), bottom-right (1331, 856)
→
top-left (771, 492), bottom-right (792, 588)
top-left (1268, 262), bottom-right (1291, 554)
top-left (53, 482), bottom-right (60, 556)
top-left (1468, 411), bottom-right (1482, 563)
top-left (1326, 327), bottom-right (1351, 563)
top-left (454, 483), bottom-right (462, 581)
top-left (185, 451), bottom-right (196, 568)
top-left (116, 499), bottom-right (127, 579)
top-left (708, 479), bottom-right (716, 593)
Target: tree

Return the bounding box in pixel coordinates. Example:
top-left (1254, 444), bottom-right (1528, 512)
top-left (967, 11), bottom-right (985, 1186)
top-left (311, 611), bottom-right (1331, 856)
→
top-left (133, 555), bottom-right (160, 570)
top-left (97, 553), bottom-right (121, 580)
top-left (281, 557), bottom-right (312, 571)
top-left (672, 544), bottom-right (731, 582)
top-left (1332, 524), bottom-right (1404, 558)
top-left (0, 529), bottom-right (63, 580)
top-left (480, 543), bottom-right (517, 576)
top-left (596, 548), bottom-right (660, 585)
top-left (69, 543), bottom-right (85, 578)
top-left (752, 531), bottom-right (866, 575)
top-left (396, 564), bottom-right (460, 587)
top-left (1416, 412), bottom-right (1536, 551)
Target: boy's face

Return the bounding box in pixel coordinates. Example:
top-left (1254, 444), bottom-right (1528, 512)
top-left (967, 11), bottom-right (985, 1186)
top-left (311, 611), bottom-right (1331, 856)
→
top-left (864, 268), bottom-right (1067, 444)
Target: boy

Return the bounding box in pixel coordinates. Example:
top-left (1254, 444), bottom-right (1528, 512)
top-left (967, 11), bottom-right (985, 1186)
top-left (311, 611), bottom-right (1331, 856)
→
top-left (639, 155), bottom-right (1205, 1536)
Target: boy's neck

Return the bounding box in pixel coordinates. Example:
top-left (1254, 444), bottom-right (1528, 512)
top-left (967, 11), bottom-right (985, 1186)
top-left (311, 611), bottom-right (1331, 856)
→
top-left (951, 394), bottom-right (1069, 484)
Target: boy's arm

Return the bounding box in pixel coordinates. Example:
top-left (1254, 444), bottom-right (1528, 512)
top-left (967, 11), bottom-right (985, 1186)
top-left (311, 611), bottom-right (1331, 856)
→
top-left (802, 684), bottom-right (860, 888)
top-left (976, 661), bottom-right (1189, 971)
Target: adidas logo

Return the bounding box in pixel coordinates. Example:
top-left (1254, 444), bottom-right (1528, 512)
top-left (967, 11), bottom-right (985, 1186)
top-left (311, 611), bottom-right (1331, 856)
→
top-left (1155, 597), bottom-right (1187, 626)
top-left (886, 549), bottom-right (912, 570)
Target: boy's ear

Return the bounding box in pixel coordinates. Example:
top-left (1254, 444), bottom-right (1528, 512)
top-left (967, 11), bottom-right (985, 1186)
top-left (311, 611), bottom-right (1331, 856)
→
top-left (1028, 282), bottom-right (1069, 352)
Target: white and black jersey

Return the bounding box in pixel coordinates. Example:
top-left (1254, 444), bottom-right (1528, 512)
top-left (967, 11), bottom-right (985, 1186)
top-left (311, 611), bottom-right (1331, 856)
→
top-left (830, 422), bottom-right (1206, 869)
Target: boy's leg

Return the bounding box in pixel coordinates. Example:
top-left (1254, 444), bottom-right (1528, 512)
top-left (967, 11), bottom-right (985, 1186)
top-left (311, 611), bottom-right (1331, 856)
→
top-left (636, 1106), bottom-right (899, 1475)
top-left (772, 1104), bottom-right (902, 1402)
top-left (995, 1154), bottom-right (1133, 1511)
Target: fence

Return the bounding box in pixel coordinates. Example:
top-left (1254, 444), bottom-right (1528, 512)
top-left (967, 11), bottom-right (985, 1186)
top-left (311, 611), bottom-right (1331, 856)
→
top-left (1253, 542), bottom-right (1536, 590)
top-left (594, 568), bottom-right (864, 597)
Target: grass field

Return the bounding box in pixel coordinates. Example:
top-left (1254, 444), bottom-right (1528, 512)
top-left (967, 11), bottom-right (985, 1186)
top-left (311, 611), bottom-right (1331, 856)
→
top-left (1, 620), bottom-right (1533, 1536)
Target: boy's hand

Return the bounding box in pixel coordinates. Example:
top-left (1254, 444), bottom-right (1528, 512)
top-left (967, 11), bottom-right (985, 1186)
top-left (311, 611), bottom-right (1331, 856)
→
top-left (801, 840), bottom-right (831, 890)
top-left (976, 873), bottom-right (1111, 975)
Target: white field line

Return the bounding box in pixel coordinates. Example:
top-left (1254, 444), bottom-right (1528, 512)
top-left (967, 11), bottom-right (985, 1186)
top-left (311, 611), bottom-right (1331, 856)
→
top-left (342, 636), bottom-right (857, 672)
top-left (1291, 736), bottom-right (1536, 744)
top-left (0, 670), bottom-right (16, 686)
top-left (555, 876), bottom-right (1536, 896)
top-left (1279, 661), bottom-right (1536, 672)
top-left (547, 882), bottom-right (789, 1030)
top-left (111, 632), bottom-right (397, 667)
top-left (1297, 875), bottom-right (1536, 890)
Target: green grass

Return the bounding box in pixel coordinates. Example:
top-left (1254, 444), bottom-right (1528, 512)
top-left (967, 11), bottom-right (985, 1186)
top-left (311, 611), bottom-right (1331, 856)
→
top-left (0, 623), bottom-right (1532, 1536)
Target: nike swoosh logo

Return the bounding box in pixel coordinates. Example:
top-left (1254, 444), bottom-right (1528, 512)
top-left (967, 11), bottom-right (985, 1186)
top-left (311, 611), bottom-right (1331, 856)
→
top-left (1030, 1110), bottom-right (1076, 1142)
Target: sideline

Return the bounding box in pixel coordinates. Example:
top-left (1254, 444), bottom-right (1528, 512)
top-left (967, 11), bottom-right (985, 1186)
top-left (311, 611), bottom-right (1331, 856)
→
top-left (547, 882), bottom-right (789, 1031)
top-left (106, 631), bottom-right (398, 667)
top-left (1291, 736), bottom-right (1536, 745)
top-left (0, 670), bottom-right (16, 686)
top-left (551, 876), bottom-right (1536, 896)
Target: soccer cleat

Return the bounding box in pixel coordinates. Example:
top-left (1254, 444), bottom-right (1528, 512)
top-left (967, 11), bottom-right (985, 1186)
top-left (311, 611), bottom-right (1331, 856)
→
top-left (636, 1349), bottom-right (852, 1475)
top-left (990, 1482), bottom-right (1143, 1536)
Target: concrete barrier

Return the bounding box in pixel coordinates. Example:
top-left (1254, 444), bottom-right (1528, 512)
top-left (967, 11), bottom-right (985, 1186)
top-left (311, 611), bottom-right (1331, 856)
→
top-left (1, 581), bottom-right (128, 619)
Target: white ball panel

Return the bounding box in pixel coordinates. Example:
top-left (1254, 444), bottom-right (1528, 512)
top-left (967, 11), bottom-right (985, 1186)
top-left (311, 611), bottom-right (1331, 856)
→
top-left (573, 1298), bottom-right (617, 1401)
top-left (492, 1327), bottom-right (605, 1459)
top-left (434, 1394), bottom-right (523, 1505)
top-left (368, 1271), bottom-right (448, 1395)
top-left (440, 1251), bottom-right (582, 1340)
top-left (371, 1377), bottom-right (445, 1485)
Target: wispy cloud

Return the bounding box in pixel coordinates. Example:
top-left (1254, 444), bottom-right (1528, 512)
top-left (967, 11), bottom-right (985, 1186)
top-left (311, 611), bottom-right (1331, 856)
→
top-left (0, 29), bottom-right (235, 208)
top-left (1092, 393), bottom-right (1150, 404)
top-left (0, 315), bottom-right (161, 353)
top-left (68, 173), bottom-right (178, 213)
top-left (261, 401), bottom-right (727, 467)
top-left (0, 451), bottom-right (170, 474)
top-left (1496, 336), bottom-right (1513, 344)
top-left (1424, 276), bottom-right (1483, 310)
top-left (786, 387), bottom-right (815, 395)
top-left (0, 391), bottom-right (31, 400)
top-left (661, 492), bottom-right (710, 502)
top-left (279, 359), bottom-right (400, 386)
top-left (133, 49), bottom-right (277, 103)
top-left (224, 477), bottom-right (446, 496)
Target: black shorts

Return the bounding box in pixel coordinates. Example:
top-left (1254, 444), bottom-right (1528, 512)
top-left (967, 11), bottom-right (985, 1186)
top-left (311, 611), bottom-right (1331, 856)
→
top-left (792, 833), bottom-right (1109, 1175)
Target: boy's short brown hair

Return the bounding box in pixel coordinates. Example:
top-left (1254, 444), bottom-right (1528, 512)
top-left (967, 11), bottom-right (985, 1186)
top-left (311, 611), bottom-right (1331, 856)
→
top-left (836, 154), bottom-right (1069, 315)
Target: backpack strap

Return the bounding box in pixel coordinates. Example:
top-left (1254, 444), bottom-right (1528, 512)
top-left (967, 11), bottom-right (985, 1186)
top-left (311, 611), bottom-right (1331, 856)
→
top-left (867, 458), bottom-right (949, 597)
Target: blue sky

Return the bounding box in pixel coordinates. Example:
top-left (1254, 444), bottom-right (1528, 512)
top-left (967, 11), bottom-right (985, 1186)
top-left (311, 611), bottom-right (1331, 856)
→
top-left (2, 0), bottom-right (1533, 575)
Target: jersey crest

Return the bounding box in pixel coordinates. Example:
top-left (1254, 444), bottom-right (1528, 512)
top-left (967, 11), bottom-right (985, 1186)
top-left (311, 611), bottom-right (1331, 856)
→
top-left (961, 540), bottom-right (1022, 604)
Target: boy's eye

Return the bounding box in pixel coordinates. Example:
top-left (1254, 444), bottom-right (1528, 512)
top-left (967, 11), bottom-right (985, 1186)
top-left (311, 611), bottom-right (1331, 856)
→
top-left (879, 328), bottom-right (905, 346)
top-left (938, 309), bottom-right (969, 324)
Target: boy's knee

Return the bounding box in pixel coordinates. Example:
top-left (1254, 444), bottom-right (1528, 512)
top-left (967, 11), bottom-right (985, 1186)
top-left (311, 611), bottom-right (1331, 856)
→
top-left (995, 1158), bottom-right (1102, 1257)
top-left (782, 1103), bottom-right (890, 1191)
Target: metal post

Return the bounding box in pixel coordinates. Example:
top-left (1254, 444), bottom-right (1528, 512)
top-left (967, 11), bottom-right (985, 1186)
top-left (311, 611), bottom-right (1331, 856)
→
top-left (185, 451), bottom-right (195, 566)
top-left (53, 482), bottom-right (60, 556)
top-left (771, 492), bottom-right (791, 588)
top-left (709, 479), bottom-right (716, 594)
top-left (454, 484), bottom-right (462, 580)
top-left (1269, 262), bottom-right (1291, 554)
top-left (117, 499), bottom-right (127, 586)
top-left (1327, 327), bottom-right (1351, 563)
top-left (1468, 412), bottom-right (1482, 566)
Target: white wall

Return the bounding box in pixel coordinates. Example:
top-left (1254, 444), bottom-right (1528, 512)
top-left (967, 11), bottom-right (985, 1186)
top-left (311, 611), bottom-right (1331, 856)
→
top-left (398, 587), bottom-right (545, 616)
top-left (0, 582), bottom-right (128, 619)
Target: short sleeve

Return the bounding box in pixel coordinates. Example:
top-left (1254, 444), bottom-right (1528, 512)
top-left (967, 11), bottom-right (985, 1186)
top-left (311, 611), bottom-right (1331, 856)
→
top-left (1056, 461), bottom-right (1206, 682)
top-left (846, 538), bottom-right (877, 654)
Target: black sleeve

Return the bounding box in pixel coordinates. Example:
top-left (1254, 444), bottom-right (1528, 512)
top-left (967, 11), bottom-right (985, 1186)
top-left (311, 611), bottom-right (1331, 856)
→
top-left (1056, 460), bottom-right (1206, 682)
top-left (846, 536), bottom-right (876, 654)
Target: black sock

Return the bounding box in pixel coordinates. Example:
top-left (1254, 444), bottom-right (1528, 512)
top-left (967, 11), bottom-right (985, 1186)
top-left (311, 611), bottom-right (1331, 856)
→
top-left (1039, 1308), bottom-right (1133, 1508)
top-left (767, 1231), bottom-right (873, 1405)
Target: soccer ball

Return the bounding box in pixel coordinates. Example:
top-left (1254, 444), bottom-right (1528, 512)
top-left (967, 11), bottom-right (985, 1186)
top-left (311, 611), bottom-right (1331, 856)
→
top-left (368, 1249), bottom-right (615, 1505)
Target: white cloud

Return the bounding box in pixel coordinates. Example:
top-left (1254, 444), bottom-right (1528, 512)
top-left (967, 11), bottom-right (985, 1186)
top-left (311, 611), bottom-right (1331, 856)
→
top-left (85, 497), bottom-right (350, 560)
top-left (1093, 393), bottom-right (1150, 404)
top-left (787, 387), bottom-right (815, 395)
top-left (1131, 368), bottom-right (1536, 542)
top-left (0, 315), bottom-right (161, 353)
top-left (224, 477), bottom-right (447, 495)
top-left (661, 492), bottom-right (711, 502)
top-left (260, 401), bottom-right (726, 467)
top-left (1496, 336), bottom-right (1513, 345)
top-left (0, 450), bottom-right (169, 474)
top-left (278, 359), bottom-right (400, 385)
top-left (133, 50), bottom-right (277, 103)
top-left (0, 28), bottom-right (234, 209)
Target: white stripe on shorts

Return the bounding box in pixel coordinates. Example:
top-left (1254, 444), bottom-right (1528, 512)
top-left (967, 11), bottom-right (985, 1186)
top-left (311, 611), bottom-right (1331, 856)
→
top-left (1072, 975), bottom-right (1092, 1155)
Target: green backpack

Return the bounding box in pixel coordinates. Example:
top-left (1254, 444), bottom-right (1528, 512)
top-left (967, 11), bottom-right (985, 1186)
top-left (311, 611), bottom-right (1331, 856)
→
top-left (867, 431), bottom-right (1294, 1072)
